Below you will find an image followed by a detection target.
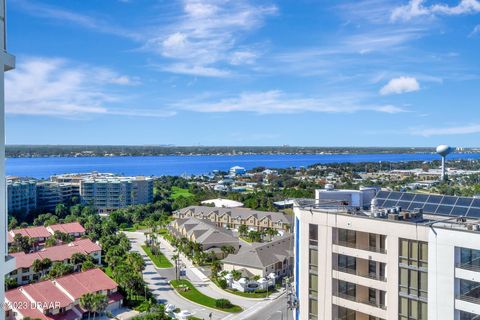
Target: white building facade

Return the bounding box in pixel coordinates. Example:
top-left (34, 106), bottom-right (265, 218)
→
top-left (1, 1), bottom-right (16, 318)
top-left (294, 191), bottom-right (480, 320)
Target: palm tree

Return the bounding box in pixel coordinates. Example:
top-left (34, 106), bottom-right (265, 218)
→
top-left (92, 293), bottom-right (108, 319)
top-left (231, 269), bottom-right (242, 281)
top-left (238, 225), bottom-right (248, 237)
top-left (80, 293), bottom-right (95, 320)
top-left (126, 252), bottom-right (145, 274)
top-left (211, 260), bottom-right (221, 278)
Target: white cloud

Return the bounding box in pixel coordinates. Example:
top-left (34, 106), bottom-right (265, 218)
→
top-left (13, 0), bottom-right (141, 40)
top-left (391, 0), bottom-right (480, 21)
top-left (410, 124), bottom-right (480, 136)
top-left (5, 57), bottom-right (172, 118)
top-left (174, 90), bottom-right (406, 114)
top-left (471, 24), bottom-right (480, 36)
top-left (380, 76), bottom-right (420, 95)
top-left (162, 63), bottom-right (231, 77)
top-left (145, 0), bottom-right (277, 77)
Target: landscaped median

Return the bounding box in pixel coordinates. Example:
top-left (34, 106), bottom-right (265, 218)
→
top-left (170, 279), bottom-right (243, 313)
top-left (141, 245), bottom-right (173, 268)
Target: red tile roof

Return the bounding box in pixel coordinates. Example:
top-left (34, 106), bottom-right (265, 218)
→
top-left (5, 288), bottom-right (50, 320)
top-left (11, 239), bottom-right (101, 269)
top-left (11, 226), bottom-right (51, 239)
top-left (5, 269), bottom-right (117, 320)
top-left (54, 269), bottom-right (118, 300)
top-left (21, 280), bottom-right (72, 309)
top-left (48, 222), bottom-right (85, 235)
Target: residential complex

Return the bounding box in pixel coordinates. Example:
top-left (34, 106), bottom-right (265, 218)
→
top-left (169, 217), bottom-right (240, 256)
top-left (8, 238), bottom-right (101, 286)
top-left (1, 2), bottom-right (16, 313)
top-left (8, 222), bottom-right (86, 247)
top-left (7, 178), bottom-right (37, 215)
top-left (222, 234), bottom-right (293, 278)
top-left (4, 268), bottom-right (122, 320)
top-left (6, 172), bottom-right (155, 214)
top-left (80, 174), bottom-right (153, 212)
top-left (293, 189), bottom-right (480, 320)
top-left (173, 206), bottom-right (292, 232)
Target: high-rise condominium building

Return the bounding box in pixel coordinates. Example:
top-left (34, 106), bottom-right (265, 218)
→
top-left (1, 1), bottom-right (16, 318)
top-left (6, 178), bottom-right (37, 215)
top-left (294, 190), bottom-right (480, 320)
top-left (79, 175), bottom-right (153, 213)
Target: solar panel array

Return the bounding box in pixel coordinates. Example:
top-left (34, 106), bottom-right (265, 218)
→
top-left (375, 191), bottom-right (480, 218)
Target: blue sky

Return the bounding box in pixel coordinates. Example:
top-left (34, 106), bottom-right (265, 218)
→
top-left (5, 0), bottom-right (480, 147)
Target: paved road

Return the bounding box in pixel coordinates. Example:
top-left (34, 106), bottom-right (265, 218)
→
top-left (125, 232), bottom-right (228, 320)
top-left (125, 231), bottom-right (289, 320)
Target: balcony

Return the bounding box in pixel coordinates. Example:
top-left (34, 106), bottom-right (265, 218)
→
top-left (333, 266), bottom-right (386, 282)
top-left (336, 292), bottom-right (384, 309)
top-left (457, 262), bottom-right (480, 273)
top-left (334, 240), bottom-right (386, 254)
top-left (455, 294), bottom-right (480, 315)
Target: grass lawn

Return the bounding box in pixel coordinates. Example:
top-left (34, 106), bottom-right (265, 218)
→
top-left (121, 224), bottom-right (149, 232)
top-left (170, 186), bottom-right (194, 199)
top-left (170, 279), bottom-right (242, 313)
top-left (212, 279), bottom-right (272, 298)
top-left (141, 245), bottom-right (173, 268)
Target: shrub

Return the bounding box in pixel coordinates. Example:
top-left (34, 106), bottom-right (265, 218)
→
top-left (218, 278), bottom-right (228, 289)
top-left (215, 299), bottom-right (232, 309)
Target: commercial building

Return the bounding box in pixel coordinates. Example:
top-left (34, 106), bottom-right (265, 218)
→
top-left (7, 178), bottom-right (37, 215)
top-left (8, 238), bottom-right (102, 285)
top-left (4, 268), bottom-right (122, 320)
top-left (1, 3), bottom-right (17, 312)
top-left (222, 234), bottom-right (293, 278)
top-left (293, 190), bottom-right (480, 320)
top-left (173, 206), bottom-right (292, 232)
top-left (79, 174), bottom-right (153, 213)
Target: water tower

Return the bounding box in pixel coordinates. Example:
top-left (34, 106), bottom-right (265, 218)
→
top-left (436, 145), bottom-right (454, 181)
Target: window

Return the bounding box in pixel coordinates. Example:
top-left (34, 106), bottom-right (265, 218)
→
top-left (369, 288), bottom-right (376, 304)
top-left (309, 248), bottom-right (318, 272)
top-left (460, 247), bottom-right (480, 270)
top-left (460, 311), bottom-right (480, 320)
top-left (309, 224), bottom-right (318, 246)
top-left (309, 274), bottom-right (318, 293)
top-left (338, 229), bottom-right (356, 245)
top-left (309, 298), bottom-right (318, 320)
top-left (399, 239), bottom-right (428, 269)
top-left (460, 279), bottom-right (480, 300)
top-left (369, 233), bottom-right (377, 249)
top-left (399, 297), bottom-right (427, 320)
top-left (369, 260), bottom-right (377, 276)
top-left (338, 254), bottom-right (356, 271)
top-left (337, 306), bottom-right (355, 320)
top-left (338, 280), bottom-right (356, 298)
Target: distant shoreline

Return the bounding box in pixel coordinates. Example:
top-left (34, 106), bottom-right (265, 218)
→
top-left (6, 145), bottom-right (478, 158)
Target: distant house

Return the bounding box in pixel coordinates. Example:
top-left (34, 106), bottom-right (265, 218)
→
top-left (46, 222), bottom-right (86, 238)
top-left (4, 269), bottom-right (122, 320)
top-left (8, 239), bottom-right (102, 285)
top-left (229, 166), bottom-right (246, 176)
top-left (173, 206), bottom-right (292, 232)
top-left (169, 217), bottom-right (239, 256)
top-left (222, 235), bottom-right (293, 278)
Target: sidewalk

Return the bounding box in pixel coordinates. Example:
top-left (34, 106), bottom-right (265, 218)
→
top-left (158, 236), bottom-right (285, 307)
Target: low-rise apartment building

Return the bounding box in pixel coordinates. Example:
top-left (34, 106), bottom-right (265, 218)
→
top-left (4, 268), bottom-right (122, 320)
top-left (8, 238), bottom-right (101, 285)
top-left (173, 206), bottom-right (292, 232)
top-left (8, 222), bottom-right (86, 247)
top-left (293, 190), bottom-right (480, 320)
top-left (169, 217), bottom-right (240, 255)
top-left (222, 234), bottom-right (293, 278)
